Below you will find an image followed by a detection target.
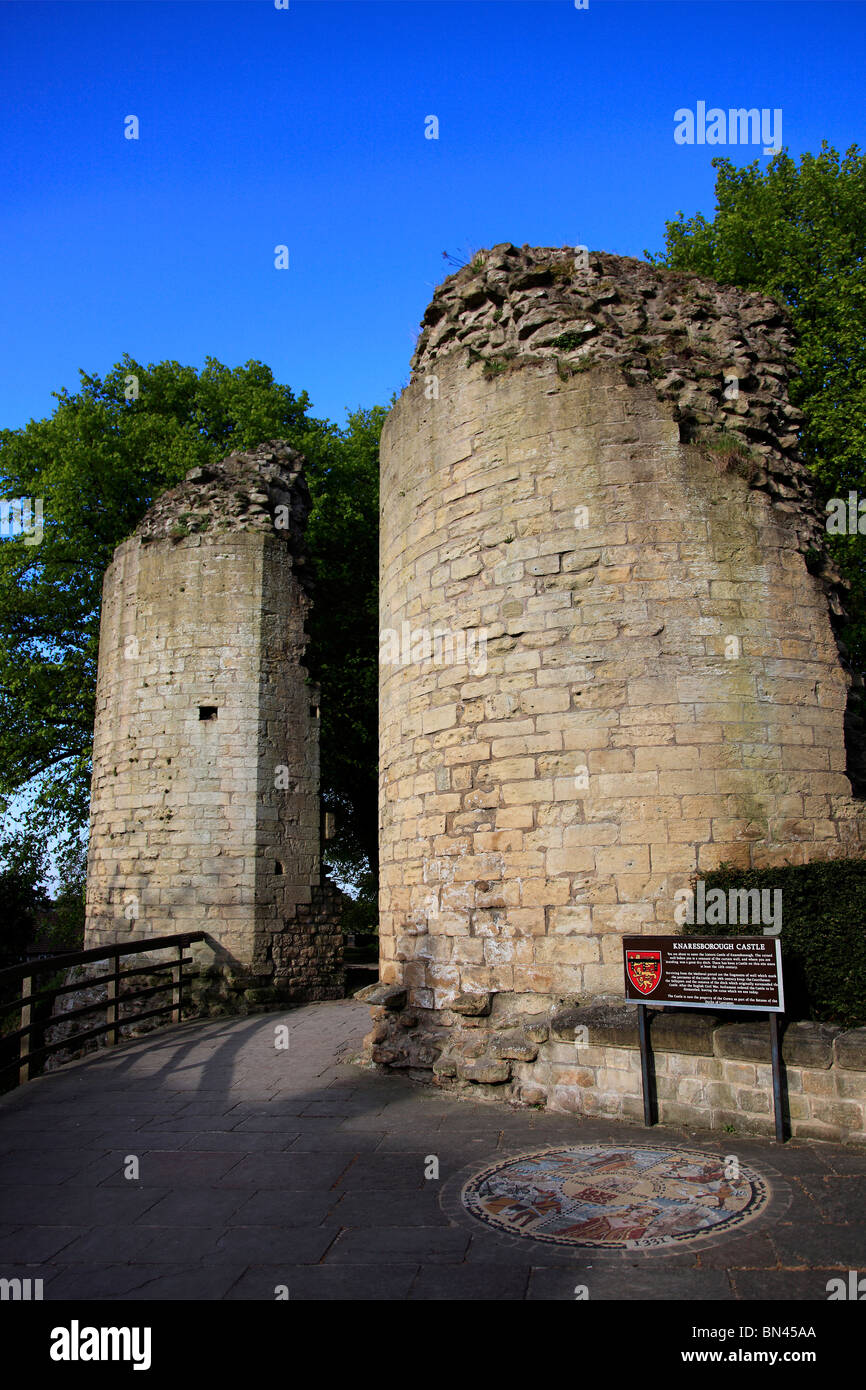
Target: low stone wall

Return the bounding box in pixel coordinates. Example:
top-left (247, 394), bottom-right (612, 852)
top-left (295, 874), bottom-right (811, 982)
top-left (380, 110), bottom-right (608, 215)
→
top-left (361, 986), bottom-right (866, 1144)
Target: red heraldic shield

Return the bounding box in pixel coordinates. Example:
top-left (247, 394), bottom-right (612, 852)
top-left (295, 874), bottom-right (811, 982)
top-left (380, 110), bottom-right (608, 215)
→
top-left (626, 950), bottom-right (662, 996)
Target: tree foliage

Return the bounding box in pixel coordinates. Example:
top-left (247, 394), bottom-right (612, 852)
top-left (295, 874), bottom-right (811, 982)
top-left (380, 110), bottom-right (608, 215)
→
top-left (0, 831), bottom-right (50, 967)
top-left (647, 142), bottom-right (866, 665)
top-left (303, 406), bottom-right (384, 885)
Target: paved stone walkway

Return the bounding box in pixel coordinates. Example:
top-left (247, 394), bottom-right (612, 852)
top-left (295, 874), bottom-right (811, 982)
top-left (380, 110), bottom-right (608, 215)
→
top-left (0, 999), bottom-right (863, 1300)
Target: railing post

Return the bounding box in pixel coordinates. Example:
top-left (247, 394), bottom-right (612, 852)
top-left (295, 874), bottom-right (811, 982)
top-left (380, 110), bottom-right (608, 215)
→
top-left (1, 932), bottom-right (203, 1091)
top-left (19, 970), bottom-right (32, 1085)
top-left (107, 947), bottom-right (120, 1047)
top-left (172, 940), bottom-right (183, 1024)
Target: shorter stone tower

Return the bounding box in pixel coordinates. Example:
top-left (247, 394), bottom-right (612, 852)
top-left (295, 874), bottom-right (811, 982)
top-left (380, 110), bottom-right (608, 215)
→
top-left (85, 440), bottom-right (343, 1003)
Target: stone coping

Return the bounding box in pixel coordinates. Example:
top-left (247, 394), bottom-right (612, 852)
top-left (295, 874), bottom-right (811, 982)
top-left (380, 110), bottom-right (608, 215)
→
top-left (552, 999), bottom-right (864, 1070)
top-left (359, 982), bottom-right (866, 1074)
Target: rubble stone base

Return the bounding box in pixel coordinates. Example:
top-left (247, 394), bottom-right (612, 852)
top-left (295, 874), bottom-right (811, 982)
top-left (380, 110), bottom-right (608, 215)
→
top-left (359, 986), bottom-right (866, 1144)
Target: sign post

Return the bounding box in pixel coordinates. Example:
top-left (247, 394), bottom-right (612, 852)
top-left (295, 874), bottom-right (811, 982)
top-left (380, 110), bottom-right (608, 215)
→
top-left (622, 935), bottom-right (786, 1141)
top-left (768, 1011), bottom-right (784, 1143)
top-left (636, 1000), bottom-right (654, 1126)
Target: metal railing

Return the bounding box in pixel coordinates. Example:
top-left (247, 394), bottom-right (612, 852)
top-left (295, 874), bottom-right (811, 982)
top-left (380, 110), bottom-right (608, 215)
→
top-left (0, 932), bottom-right (206, 1090)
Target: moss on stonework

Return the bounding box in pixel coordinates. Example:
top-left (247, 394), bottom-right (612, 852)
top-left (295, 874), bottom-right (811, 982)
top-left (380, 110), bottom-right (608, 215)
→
top-left (551, 330), bottom-right (587, 352)
top-left (534, 259), bottom-right (574, 282)
top-left (482, 358), bottom-right (509, 379)
top-left (169, 511), bottom-right (209, 539)
top-left (696, 430), bottom-right (759, 471)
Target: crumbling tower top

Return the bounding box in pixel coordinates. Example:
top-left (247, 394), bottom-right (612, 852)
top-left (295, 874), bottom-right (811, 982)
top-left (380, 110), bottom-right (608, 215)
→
top-left (413, 245), bottom-right (826, 560)
top-left (133, 439), bottom-right (313, 585)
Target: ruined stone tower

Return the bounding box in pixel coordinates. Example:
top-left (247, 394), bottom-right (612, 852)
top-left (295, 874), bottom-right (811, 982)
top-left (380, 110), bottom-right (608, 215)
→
top-left (368, 244), bottom-right (866, 1105)
top-left (85, 440), bottom-right (343, 1002)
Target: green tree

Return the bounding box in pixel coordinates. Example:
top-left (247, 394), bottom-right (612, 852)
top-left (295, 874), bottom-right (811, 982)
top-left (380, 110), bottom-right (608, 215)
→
top-left (303, 405), bottom-right (384, 892)
top-left (0, 830), bottom-right (49, 967)
top-left (647, 142), bottom-right (866, 665)
top-left (0, 356), bottom-right (382, 901)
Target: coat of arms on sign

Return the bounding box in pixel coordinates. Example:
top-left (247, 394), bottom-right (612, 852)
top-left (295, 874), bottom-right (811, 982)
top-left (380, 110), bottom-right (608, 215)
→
top-left (626, 950), bottom-right (662, 995)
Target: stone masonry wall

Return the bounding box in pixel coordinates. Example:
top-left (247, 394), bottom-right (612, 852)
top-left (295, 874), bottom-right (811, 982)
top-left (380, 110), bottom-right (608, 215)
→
top-left (362, 984), bottom-right (866, 1142)
top-left (85, 441), bottom-right (343, 1004)
top-left (368, 245), bottom-right (866, 1134)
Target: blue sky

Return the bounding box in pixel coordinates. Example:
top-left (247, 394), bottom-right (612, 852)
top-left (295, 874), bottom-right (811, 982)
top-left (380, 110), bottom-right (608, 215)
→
top-left (1, 0), bottom-right (864, 434)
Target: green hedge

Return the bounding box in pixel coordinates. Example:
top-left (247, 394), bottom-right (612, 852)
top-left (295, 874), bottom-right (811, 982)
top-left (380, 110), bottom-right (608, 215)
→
top-left (683, 859), bottom-right (866, 1028)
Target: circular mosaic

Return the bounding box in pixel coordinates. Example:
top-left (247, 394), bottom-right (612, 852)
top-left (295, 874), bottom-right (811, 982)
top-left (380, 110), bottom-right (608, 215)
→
top-left (461, 1145), bottom-right (770, 1249)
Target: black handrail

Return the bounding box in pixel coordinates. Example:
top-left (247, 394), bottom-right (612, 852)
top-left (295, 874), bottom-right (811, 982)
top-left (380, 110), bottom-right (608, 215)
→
top-left (0, 932), bottom-right (207, 1091)
top-left (0, 932), bottom-right (207, 986)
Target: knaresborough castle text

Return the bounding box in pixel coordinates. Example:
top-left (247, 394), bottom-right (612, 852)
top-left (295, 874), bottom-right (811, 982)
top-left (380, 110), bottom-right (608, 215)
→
top-left (84, 245), bottom-right (866, 1144)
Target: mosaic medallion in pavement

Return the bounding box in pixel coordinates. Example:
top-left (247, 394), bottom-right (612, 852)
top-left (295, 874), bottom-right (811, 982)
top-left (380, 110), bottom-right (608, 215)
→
top-left (461, 1144), bottom-right (770, 1249)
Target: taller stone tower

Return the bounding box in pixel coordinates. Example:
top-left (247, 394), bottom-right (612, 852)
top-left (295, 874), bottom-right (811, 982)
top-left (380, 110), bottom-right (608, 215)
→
top-left (368, 245), bottom-right (866, 1092)
top-left (85, 440), bottom-right (343, 1003)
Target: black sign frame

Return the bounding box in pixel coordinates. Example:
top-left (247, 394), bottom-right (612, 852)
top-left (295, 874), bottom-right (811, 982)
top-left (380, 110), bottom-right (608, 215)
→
top-left (622, 935), bottom-right (786, 1142)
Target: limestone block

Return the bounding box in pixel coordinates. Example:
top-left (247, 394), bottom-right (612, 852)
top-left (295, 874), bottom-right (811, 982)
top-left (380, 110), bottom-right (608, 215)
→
top-left (714, 1022), bottom-right (773, 1063)
top-left (355, 983), bottom-right (408, 1011)
top-left (781, 1021), bottom-right (840, 1068)
top-left (450, 991), bottom-right (492, 1016)
top-left (834, 1029), bottom-right (866, 1071)
top-left (810, 1098), bottom-right (864, 1129)
top-left (836, 1071), bottom-right (866, 1100)
top-left (800, 1068), bottom-right (837, 1097)
top-left (458, 1056), bottom-right (511, 1084)
top-left (490, 1033), bottom-right (539, 1062)
top-left (650, 1010), bottom-right (719, 1056)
